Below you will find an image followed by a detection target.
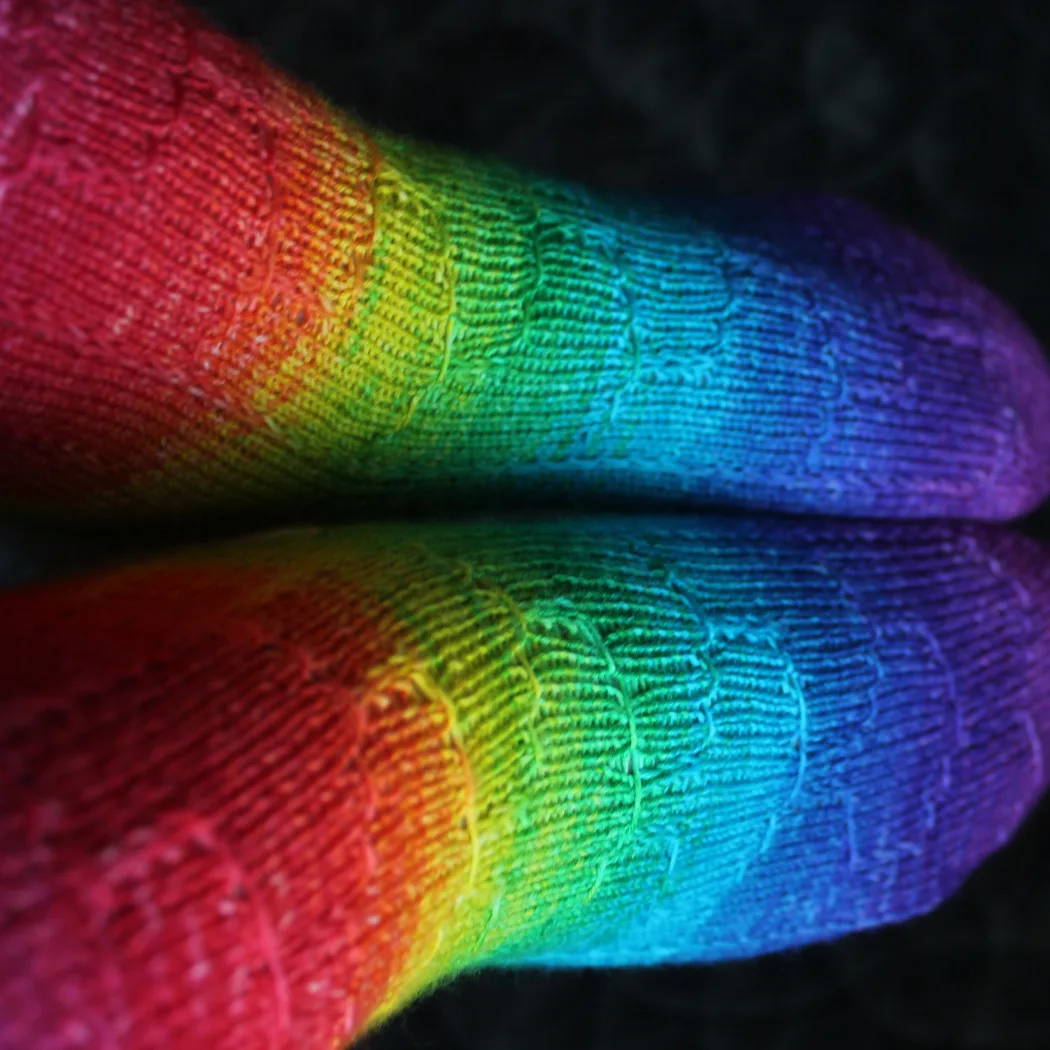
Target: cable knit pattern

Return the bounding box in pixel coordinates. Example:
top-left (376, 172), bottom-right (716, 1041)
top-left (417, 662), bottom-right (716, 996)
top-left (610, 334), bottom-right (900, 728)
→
top-left (2, 517), bottom-right (1049, 1049)
top-left (1, 0), bottom-right (1049, 521)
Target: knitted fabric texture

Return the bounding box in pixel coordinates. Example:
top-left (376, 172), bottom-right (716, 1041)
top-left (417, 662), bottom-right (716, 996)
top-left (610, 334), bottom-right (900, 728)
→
top-left (3, 4), bottom-right (1050, 1050)
top-left (1, 0), bottom-right (1050, 521)
top-left (2, 517), bottom-right (1049, 1049)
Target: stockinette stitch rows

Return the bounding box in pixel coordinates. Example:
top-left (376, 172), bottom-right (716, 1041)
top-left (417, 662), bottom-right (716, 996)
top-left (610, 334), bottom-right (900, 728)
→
top-left (2, 3), bottom-right (1050, 1050)
top-left (0, 0), bottom-right (1048, 520)
top-left (4, 518), bottom-right (1050, 1048)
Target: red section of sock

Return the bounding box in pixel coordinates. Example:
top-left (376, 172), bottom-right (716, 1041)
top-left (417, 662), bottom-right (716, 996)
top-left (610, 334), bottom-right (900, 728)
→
top-left (0, 563), bottom-right (452, 1048)
top-left (0, 0), bottom-right (375, 509)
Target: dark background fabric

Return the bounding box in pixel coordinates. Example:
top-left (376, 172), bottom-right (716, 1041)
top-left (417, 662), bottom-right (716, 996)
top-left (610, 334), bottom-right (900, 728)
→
top-left (4, 1), bottom-right (1050, 1047)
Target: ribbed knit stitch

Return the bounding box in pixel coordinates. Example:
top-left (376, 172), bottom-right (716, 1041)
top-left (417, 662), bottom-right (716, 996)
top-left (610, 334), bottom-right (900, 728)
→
top-left (1, 0), bottom-right (1049, 520)
top-left (2, 517), bottom-right (1050, 1048)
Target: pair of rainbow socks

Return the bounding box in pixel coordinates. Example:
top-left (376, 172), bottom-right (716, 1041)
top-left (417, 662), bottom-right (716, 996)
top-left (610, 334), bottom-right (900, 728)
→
top-left (2, 2), bottom-right (1050, 1048)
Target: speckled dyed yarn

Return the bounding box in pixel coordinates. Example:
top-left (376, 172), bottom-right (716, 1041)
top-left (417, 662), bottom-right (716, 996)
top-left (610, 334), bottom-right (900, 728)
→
top-left (2, 518), bottom-right (1049, 1048)
top-left (1, 0), bottom-right (1049, 521)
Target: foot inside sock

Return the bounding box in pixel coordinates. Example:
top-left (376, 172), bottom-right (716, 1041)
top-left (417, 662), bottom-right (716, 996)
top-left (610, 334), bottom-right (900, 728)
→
top-left (2, 517), bottom-right (1048, 1048)
top-left (1, 0), bottom-right (1048, 522)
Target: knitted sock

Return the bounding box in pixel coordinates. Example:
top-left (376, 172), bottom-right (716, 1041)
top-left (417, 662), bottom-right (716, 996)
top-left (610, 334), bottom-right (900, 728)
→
top-left (2, 0), bottom-right (1049, 523)
top-left (2, 517), bottom-right (1049, 1049)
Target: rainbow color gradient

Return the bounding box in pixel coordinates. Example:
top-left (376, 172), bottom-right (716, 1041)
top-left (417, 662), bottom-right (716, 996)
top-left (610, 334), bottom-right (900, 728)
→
top-left (3, 517), bottom-right (1050, 1047)
top-left (2, 4), bottom-right (1050, 1050)
top-left (0, 0), bottom-right (1048, 520)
